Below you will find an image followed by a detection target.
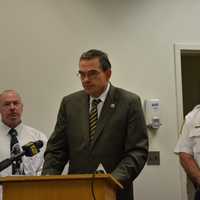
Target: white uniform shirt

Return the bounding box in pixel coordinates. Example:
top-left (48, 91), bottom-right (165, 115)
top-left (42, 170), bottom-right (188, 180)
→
top-left (174, 105), bottom-right (200, 200)
top-left (0, 121), bottom-right (47, 176)
top-left (175, 105), bottom-right (200, 166)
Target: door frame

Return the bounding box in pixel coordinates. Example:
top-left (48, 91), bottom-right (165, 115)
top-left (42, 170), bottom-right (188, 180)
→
top-left (174, 43), bottom-right (200, 200)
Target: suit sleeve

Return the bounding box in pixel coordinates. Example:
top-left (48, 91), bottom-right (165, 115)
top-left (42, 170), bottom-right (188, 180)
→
top-left (111, 95), bottom-right (148, 185)
top-left (42, 98), bottom-right (69, 175)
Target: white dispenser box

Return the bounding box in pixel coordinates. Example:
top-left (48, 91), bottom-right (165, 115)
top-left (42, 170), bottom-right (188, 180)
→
top-left (144, 99), bottom-right (161, 129)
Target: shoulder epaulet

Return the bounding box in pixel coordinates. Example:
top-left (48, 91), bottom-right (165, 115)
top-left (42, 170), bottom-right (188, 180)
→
top-left (185, 105), bottom-right (200, 122)
top-left (193, 105), bottom-right (200, 110)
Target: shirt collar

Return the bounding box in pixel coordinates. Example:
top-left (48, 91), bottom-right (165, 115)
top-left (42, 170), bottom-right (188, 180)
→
top-left (90, 82), bottom-right (110, 103)
top-left (0, 121), bottom-right (23, 136)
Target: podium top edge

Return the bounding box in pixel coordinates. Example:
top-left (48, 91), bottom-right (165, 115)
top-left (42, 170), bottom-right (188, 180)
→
top-left (0, 173), bottom-right (123, 189)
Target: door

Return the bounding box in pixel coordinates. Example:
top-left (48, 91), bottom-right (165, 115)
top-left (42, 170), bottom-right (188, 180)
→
top-left (175, 44), bottom-right (200, 200)
top-left (181, 50), bottom-right (200, 116)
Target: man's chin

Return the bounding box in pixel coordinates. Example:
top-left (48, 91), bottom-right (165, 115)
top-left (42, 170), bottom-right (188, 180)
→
top-left (84, 89), bottom-right (93, 95)
top-left (7, 119), bottom-right (21, 128)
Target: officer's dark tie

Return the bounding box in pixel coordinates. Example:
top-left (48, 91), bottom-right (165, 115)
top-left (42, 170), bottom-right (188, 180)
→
top-left (89, 99), bottom-right (101, 145)
top-left (8, 128), bottom-right (22, 174)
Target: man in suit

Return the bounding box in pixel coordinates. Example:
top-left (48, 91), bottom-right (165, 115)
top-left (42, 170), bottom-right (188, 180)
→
top-left (42, 49), bottom-right (148, 200)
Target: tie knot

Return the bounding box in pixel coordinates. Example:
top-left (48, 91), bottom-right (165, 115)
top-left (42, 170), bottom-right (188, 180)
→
top-left (8, 128), bottom-right (18, 137)
top-left (92, 99), bottom-right (101, 107)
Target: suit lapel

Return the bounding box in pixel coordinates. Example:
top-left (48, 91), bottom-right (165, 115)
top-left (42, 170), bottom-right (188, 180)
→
top-left (79, 93), bottom-right (90, 144)
top-left (91, 85), bottom-right (117, 148)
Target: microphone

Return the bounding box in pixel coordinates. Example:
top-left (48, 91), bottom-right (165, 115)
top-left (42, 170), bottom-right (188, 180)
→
top-left (11, 143), bottom-right (21, 155)
top-left (0, 140), bottom-right (44, 172)
top-left (11, 142), bottom-right (23, 174)
top-left (22, 140), bottom-right (43, 157)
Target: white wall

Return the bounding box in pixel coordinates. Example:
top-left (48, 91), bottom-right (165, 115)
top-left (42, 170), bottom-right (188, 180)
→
top-left (1, 0), bottom-right (200, 199)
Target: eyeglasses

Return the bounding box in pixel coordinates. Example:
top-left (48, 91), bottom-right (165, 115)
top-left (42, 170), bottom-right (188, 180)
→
top-left (77, 70), bottom-right (102, 80)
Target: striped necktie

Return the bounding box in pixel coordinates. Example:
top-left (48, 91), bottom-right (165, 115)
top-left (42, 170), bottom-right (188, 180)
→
top-left (8, 128), bottom-right (23, 175)
top-left (89, 99), bottom-right (101, 145)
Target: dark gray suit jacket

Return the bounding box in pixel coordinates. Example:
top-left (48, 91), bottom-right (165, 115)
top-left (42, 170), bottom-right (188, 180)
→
top-left (42, 85), bottom-right (148, 200)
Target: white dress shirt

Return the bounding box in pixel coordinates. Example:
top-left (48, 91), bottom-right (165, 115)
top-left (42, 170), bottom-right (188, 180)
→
top-left (89, 83), bottom-right (110, 118)
top-left (0, 121), bottom-right (47, 176)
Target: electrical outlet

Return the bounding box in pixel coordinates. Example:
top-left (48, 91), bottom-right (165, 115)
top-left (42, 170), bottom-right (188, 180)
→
top-left (147, 151), bottom-right (160, 165)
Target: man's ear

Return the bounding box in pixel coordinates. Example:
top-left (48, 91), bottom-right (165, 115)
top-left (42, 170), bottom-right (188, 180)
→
top-left (106, 69), bottom-right (112, 80)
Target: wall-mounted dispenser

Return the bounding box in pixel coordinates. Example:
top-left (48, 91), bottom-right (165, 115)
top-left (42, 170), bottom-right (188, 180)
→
top-left (144, 99), bottom-right (161, 129)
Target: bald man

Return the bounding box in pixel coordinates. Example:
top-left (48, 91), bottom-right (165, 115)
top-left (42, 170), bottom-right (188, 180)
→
top-left (0, 90), bottom-right (47, 176)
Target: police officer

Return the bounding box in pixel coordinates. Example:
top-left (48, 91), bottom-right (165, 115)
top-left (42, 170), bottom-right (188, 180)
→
top-left (175, 105), bottom-right (200, 200)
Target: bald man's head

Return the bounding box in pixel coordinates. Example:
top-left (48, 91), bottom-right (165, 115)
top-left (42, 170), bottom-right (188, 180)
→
top-left (0, 90), bottom-right (23, 128)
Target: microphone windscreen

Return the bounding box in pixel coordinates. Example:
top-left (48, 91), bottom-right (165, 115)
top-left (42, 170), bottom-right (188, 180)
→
top-left (22, 140), bottom-right (44, 157)
top-left (12, 143), bottom-right (21, 155)
top-left (34, 140), bottom-right (44, 149)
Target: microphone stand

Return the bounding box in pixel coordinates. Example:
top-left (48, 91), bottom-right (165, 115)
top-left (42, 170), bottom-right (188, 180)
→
top-left (0, 140), bottom-right (43, 172)
top-left (0, 152), bottom-right (25, 172)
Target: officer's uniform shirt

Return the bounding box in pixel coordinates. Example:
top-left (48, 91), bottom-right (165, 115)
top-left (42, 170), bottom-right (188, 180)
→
top-left (175, 105), bottom-right (200, 165)
top-left (175, 105), bottom-right (200, 200)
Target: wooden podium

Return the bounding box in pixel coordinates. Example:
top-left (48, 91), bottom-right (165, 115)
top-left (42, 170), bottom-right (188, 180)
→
top-left (0, 174), bottom-right (123, 200)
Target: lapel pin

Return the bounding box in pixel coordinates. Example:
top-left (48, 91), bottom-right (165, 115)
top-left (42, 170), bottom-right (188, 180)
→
top-left (110, 104), bottom-right (115, 108)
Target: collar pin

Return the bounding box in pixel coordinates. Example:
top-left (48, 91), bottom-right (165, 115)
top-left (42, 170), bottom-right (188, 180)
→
top-left (110, 104), bottom-right (115, 108)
